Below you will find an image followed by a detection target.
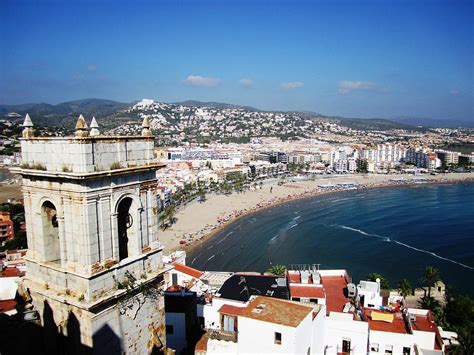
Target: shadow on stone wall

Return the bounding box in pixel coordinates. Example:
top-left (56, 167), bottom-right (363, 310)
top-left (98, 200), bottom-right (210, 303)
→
top-left (0, 300), bottom-right (123, 355)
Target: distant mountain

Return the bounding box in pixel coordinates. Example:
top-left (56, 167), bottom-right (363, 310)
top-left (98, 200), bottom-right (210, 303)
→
top-left (390, 116), bottom-right (474, 128)
top-left (284, 111), bottom-right (425, 131)
top-left (0, 98), bottom-right (442, 133)
top-left (0, 98), bottom-right (129, 126)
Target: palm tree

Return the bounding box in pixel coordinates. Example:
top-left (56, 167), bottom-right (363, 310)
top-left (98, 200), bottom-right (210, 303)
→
top-left (159, 210), bottom-right (168, 230)
top-left (367, 273), bottom-right (390, 290)
top-left (398, 278), bottom-right (412, 298)
top-left (418, 295), bottom-right (441, 311)
top-left (267, 264), bottom-right (287, 276)
top-left (197, 187), bottom-right (206, 202)
top-left (159, 206), bottom-right (176, 230)
top-left (420, 266), bottom-right (441, 298)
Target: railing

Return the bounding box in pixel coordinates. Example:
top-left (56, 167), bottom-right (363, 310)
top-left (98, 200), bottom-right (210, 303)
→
top-left (207, 329), bottom-right (238, 343)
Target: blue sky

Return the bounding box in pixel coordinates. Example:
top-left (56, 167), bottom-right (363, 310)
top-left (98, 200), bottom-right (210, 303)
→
top-left (0, 0), bottom-right (472, 121)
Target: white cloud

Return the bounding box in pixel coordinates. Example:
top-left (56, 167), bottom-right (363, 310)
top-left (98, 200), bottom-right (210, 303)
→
top-left (239, 78), bottom-right (254, 87)
top-left (338, 80), bottom-right (379, 94)
top-left (450, 89), bottom-right (460, 96)
top-left (87, 64), bottom-right (97, 72)
top-left (183, 75), bottom-right (221, 87)
top-left (280, 81), bottom-right (304, 91)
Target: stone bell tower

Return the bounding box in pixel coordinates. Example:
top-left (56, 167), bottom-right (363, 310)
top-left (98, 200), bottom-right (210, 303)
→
top-left (14, 114), bottom-right (168, 354)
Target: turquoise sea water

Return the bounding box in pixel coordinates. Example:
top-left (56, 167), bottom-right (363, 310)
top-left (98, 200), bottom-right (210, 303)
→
top-left (189, 182), bottom-right (474, 295)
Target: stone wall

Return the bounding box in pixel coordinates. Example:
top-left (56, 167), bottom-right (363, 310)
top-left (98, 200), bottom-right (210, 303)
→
top-left (29, 282), bottom-right (167, 354)
top-left (20, 136), bottom-right (155, 173)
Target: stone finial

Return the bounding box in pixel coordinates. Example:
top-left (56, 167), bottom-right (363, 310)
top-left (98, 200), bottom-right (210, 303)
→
top-left (22, 113), bottom-right (35, 138)
top-left (75, 114), bottom-right (89, 137)
top-left (141, 116), bottom-right (152, 136)
top-left (89, 116), bottom-right (100, 137)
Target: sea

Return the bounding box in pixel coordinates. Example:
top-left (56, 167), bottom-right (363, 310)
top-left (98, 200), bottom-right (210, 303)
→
top-left (189, 182), bottom-right (474, 295)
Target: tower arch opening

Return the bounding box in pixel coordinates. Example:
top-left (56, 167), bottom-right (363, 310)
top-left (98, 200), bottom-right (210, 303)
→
top-left (41, 201), bottom-right (60, 263)
top-left (117, 197), bottom-right (137, 261)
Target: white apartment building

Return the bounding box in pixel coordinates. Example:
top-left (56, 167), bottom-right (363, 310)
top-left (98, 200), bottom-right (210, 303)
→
top-left (197, 296), bottom-right (325, 355)
top-left (376, 143), bottom-right (406, 168)
top-left (405, 148), bottom-right (441, 170)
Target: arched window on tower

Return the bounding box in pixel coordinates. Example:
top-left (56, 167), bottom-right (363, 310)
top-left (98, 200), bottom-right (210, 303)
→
top-left (41, 201), bottom-right (60, 263)
top-left (117, 197), bottom-right (134, 261)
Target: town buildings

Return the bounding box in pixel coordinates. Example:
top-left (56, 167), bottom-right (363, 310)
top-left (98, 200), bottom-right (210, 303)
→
top-left (161, 258), bottom-right (446, 355)
top-left (0, 211), bottom-right (14, 244)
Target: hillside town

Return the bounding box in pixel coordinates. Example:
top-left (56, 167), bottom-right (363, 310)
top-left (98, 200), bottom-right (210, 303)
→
top-left (0, 112), bottom-right (472, 354)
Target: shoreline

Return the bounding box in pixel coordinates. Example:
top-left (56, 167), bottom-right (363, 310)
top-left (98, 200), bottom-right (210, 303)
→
top-left (159, 173), bottom-right (474, 255)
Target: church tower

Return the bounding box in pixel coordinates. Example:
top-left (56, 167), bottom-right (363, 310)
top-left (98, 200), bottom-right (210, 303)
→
top-left (15, 115), bottom-right (168, 354)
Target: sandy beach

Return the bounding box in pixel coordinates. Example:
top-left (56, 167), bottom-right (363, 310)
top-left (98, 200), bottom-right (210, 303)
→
top-left (160, 173), bottom-right (474, 253)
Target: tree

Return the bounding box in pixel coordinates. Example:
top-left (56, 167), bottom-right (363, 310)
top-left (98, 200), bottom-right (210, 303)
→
top-left (444, 294), bottom-right (474, 355)
top-left (197, 187), bottom-right (206, 202)
top-left (2, 230), bottom-right (27, 251)
top-left (446, 324), bottom-right (474, 355)
top-left (418, 296), bottom-right (441, 312)
top-left (445, 294), bottom-right (474, 326)
top-left (420, 266), bottom-right (441, 298)
top-left (356, 158), bottom-right (369, 173)
top-left (367, 273), bottom-right (390, 290)
top-left (159, 206), bottom-right (176, 230)
top-left (398, 278), bottom-right (412, 297)
top-left (267, 264), bottom-right (286, 276)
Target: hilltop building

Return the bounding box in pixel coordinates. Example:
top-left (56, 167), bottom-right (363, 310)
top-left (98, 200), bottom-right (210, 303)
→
top-left (12, 114), bottom-right (169, 354)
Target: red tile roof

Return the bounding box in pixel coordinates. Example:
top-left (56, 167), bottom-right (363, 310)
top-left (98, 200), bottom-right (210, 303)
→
top-left (411, 313), bottom-right (437, 333)
top-left (290, 285), bottom-right (326, 299)
top-left (173, 263), bottom-right (204, 279)
top-left (195, 332), bottom-right (209, 352)
top-left (365, 309), bottom-right (407, 334)
top-left (236, 296), bottom-right (315, 328)
top-left (288, 272), bottom-right (301, 283)
top-left (0, 267), bottom-right (24, 278)
top-left (411, 311), bottom-right (443, 350)
top-left (218, 304), bottom-right (244, 316)
top-left (321, 275), bottom-right (350, 315)
top-left (0, 299), bottom-right (16, 313)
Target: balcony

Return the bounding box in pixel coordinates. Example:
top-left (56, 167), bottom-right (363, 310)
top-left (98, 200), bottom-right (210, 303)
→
top-left (207, 329), bottom-right (238, 343)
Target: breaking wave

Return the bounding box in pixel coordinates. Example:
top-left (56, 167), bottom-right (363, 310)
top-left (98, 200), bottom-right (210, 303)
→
top-left (335, 225), bottom-right (474, 270)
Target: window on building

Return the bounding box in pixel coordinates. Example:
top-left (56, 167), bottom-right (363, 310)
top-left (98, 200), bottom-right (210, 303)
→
top-left (370, 343), bottom-right (379, 352)
top-left (274, 332), bottom-right (282, 345)
top-left (342, 339), bottom-right (351, 353)
top-left (117, 197), bottom-right (134, 260)
top-left (402, 347), bottom-right (411, 355)
top-left (310, 298), bottom-right (319, 303)
top-left (222, 315), bottom-right (237, 333)
top-left (385, 345), bottom-right (393, 354)
top-left (292, 297), bottom-right (300, 302)
top-left (166, 325), bottom-right (173, 334)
